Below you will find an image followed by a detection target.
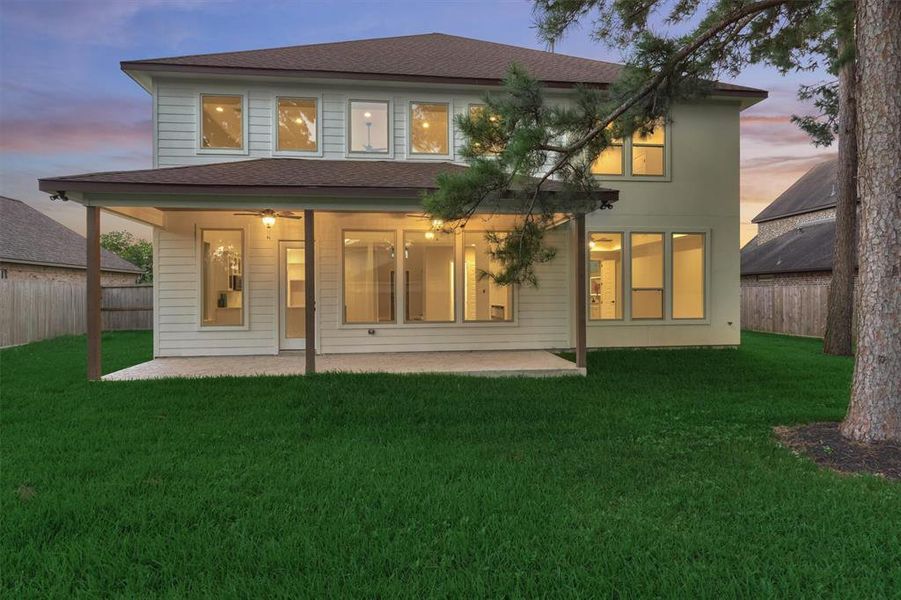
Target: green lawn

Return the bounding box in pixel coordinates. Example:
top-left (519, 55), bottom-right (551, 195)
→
top-left (2, 332), bottom-right (898, 597)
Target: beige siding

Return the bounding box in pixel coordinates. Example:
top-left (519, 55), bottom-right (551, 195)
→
top-left (154, 211), bottom-right (571, 357)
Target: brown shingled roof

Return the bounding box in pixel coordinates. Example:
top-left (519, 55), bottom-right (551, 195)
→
top-left (740, 218), bottom-right (855, 275)
top-left (752, 158), bottom-right (839, 223)
top-left (121, 33), bottom-right (766, 96)
top-left (39, 158), bottom-right (617, 203)
top-left (0, 197), bottom-right (143, 273)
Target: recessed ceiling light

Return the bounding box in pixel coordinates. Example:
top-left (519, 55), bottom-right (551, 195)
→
top-left (215, 106), bottom-right (224, 113)
top-left (294, 118), bottom-right (303, 124)
top-left (363, 111), bottom-right (372, 118)
top-left (422, 122), bottom-right (430, 128)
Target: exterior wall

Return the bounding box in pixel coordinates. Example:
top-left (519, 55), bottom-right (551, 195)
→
top-left (584, 102), bottom-right (742, 348)
top-left (0, 262), bottom-right (138, 286)
top-left (755, 208), bottom-right (836, 244)
top-left (154, 211), bottom-right (571, 357)
top-left (148, 77), bottom-right (746, 354)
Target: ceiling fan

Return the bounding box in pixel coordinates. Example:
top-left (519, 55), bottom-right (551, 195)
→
top-left (232, 208), bottom-right (302, 239)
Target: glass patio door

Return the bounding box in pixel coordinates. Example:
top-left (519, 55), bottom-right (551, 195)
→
top-left (279, 242), bottom-right (306, 350)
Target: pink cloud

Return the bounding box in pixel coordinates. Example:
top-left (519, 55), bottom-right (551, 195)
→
top-left (740, 113), bottom-right (814, 146)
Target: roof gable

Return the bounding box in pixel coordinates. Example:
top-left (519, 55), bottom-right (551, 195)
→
top-left (122, 32), bottom-right (765, 95)
top-left (0, 197), bottom-right (143, 273)
top-left (752, 158), bottom-right (839, 223)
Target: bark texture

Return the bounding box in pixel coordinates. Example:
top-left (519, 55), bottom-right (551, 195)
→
top-left (841, 0), bottom-right (901, 442)
top-left (823, 39), bottom-right (858, 356)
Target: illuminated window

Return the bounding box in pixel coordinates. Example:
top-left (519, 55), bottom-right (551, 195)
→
top-left (589, 232), bottom-right (623, 320)
top-left (463, 232), bottom-right (513, 322)
top-left (277, 97), bottom-right (317, 152)
top-left (468, 104), bottom-right (504, 153)
top-left (672, 233), bottom-right (705, 319)
top-left (404, 230), bottom-right (455, 322)
top-left (630, 233), bottom-right (664, 319)
top-left (343, 231), bottom-right (396, 323)
top-left (632, 119), bottom-right (665, 176)
top-left (590, 125), bottom-right (624, 176)
top-left (349, 100), bottom-right (389, 153)
top-left (201, 230), bottom-right (244, 326)
top-left (410, 102), bottom-right (449, 154)
top-left (201, 95), bottom-right (243, 150)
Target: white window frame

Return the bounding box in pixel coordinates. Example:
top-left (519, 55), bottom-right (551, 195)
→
top-left (585, 226), bottom-right (710, 326)
top-left (337, 225), bottom-right (519, 330)
top-left (197, 93), bottom-right (249, 155)
top-left (272, 94), bottom-right (324, 157)
top-left (346, 98), bottom-right (394, 159)
top-left (407, 99), bottom-right (454, 160)
top-left (196, 226), bottom-right (250, 331)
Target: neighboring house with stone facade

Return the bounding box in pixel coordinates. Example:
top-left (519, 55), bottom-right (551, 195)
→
top-left (741, 158), bottom-right (849, 287)
top-left (0, 196), bottom-right (143, 285)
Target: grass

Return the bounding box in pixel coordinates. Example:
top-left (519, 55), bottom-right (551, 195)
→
top-left (2, 331), bottom-right (898, 597)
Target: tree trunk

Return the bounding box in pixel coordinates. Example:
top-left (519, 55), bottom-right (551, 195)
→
top-left (840, 0), bottom-right (901, 443)
top-left (822, 38), bottom-right (857, 356)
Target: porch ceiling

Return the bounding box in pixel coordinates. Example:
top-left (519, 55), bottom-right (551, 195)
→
top-left (102, 350), bottom-right (586, 380)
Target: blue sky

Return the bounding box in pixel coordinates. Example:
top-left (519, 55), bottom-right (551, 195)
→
top-left (0, 0), bottom-right (836, 244)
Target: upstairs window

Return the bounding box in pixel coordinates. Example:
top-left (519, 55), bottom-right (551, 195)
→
top-left (201, 95), bottom-right (244, 150)
top-left (349, 100), bottom-right (389, 153)
top-left (277, 97), bottom-right (318, 152)
top-left (410, 102), bottom-right (449, 155)
top-left (468, 104), bottom-right (505, 153)
top-left (590, 125), bottom-right (624, 176)
top-left (631, 119), bottom-right (665, 176)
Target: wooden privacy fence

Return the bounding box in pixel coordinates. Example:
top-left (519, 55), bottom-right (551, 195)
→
top-left (0, 281), bottom-right (152, 347)
top-left (741, 283), bottom-right (855, 338)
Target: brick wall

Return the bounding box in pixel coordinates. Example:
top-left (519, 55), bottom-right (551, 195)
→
top-left (0, 262), bottom-right (138, 286)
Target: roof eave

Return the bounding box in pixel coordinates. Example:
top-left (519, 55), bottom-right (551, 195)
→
top-left (119, 61), bottom-right (768, 98)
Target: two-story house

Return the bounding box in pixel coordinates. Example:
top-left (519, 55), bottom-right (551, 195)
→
top-left (38, 33), bottom-right (766, 379)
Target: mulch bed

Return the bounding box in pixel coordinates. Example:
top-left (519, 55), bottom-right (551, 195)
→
top-left (775, 422), bottom-right (901, 481)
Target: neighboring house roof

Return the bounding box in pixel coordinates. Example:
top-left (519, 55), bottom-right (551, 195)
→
top-left (752, 158), bottom-right (838, 223)
top-left (0, 196), bottom-right (143, 273)
top-left (741, 219), bottom-right (847, 275)
top-left (38, 158), bottom-right (618, 204)
top-left (121, 32), bottom-right (766, 97)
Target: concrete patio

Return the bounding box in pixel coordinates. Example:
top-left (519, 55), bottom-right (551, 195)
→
top-left (102, 350), bottom-right (585, 381)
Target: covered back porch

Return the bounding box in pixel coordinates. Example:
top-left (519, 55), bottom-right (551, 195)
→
top-left (38, 158), bottom-right (617, 380)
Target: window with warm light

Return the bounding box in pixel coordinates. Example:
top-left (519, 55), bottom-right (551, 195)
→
top-left (277, 97), bottom-right (318, 152)
top-left (590, 125), bottom-right (624, 176)
top-left (403, 230), bottom-right (455, 322)
top-left (343, 231), bottom-right (396, 323)
top-left (201, 95), bottom-right (244, 150)
top-left (672, 233), bottom-right (705, 319)
top-left (201, 229), bottom-right (244, 326)
top-left (410, 102), bottom-right (449, 154)
top-left (463, 232), bottom-right (513, 322)
top-left (349, 100), bottom-right (389, 153)
top-left (630, 233), bottom-right (664, 319)
top-left (468, 104), bottom-right (504, 153)
top-left (589, 232), bottom-right (623, 320)
top-left (631, 120), bottom-right (665, 176)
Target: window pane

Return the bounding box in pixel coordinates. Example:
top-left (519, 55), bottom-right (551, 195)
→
top-left (591, 146), bottom-right (623, 175)
top-left (410, 102), bottom-right (449, 154)
top-left (632, 120), bottom-right (665, 145)
top-left (201, 95), bottom-right (243, 149)
top-left (464, 232), bottom-right (513, 321)
top-left (343, 231), bottom-right (396, 323)
top-left (201, 230), bottom-right (243, 326)
top-left (632, 146), bottom-right (664, 176)
top-left (631, 233), bottom-right (664, 319)
top-left (672, 233), bottom-right (705, 319)
top-left (589, 233), bottom-right (623, 320)
top-left (285, 247), bottom-right (306, 338)
top-left (349, 101), bottom-right (389, 153)
top-left (468, 104), bottom-right (503, 153)
top-left (404, 230), bottom-right (455, 322)
top-left (277, 98), bottom-right (317, 152)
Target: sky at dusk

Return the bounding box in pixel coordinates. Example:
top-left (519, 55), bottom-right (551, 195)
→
top-left (0, 0), bottom-right (837, 246)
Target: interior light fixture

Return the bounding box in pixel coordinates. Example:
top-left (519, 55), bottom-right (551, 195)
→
top-left (363, 111), bottom-right (372, 118)
top-left (216, 106), bottom-right (224, 113)
top-left (588, 240), bottom-right (597, 249)
top-left (261, 214), bottom-right (277, 239)
top-left (424, 231), bottom-right (436, 240)
top-left (294, 117), bottom-right (303, 124)
top-left (422, 121), bottom-right (430, 128)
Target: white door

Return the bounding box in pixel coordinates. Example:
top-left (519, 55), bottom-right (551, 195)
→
top-left (279, 242), bottom-right (306, 350)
